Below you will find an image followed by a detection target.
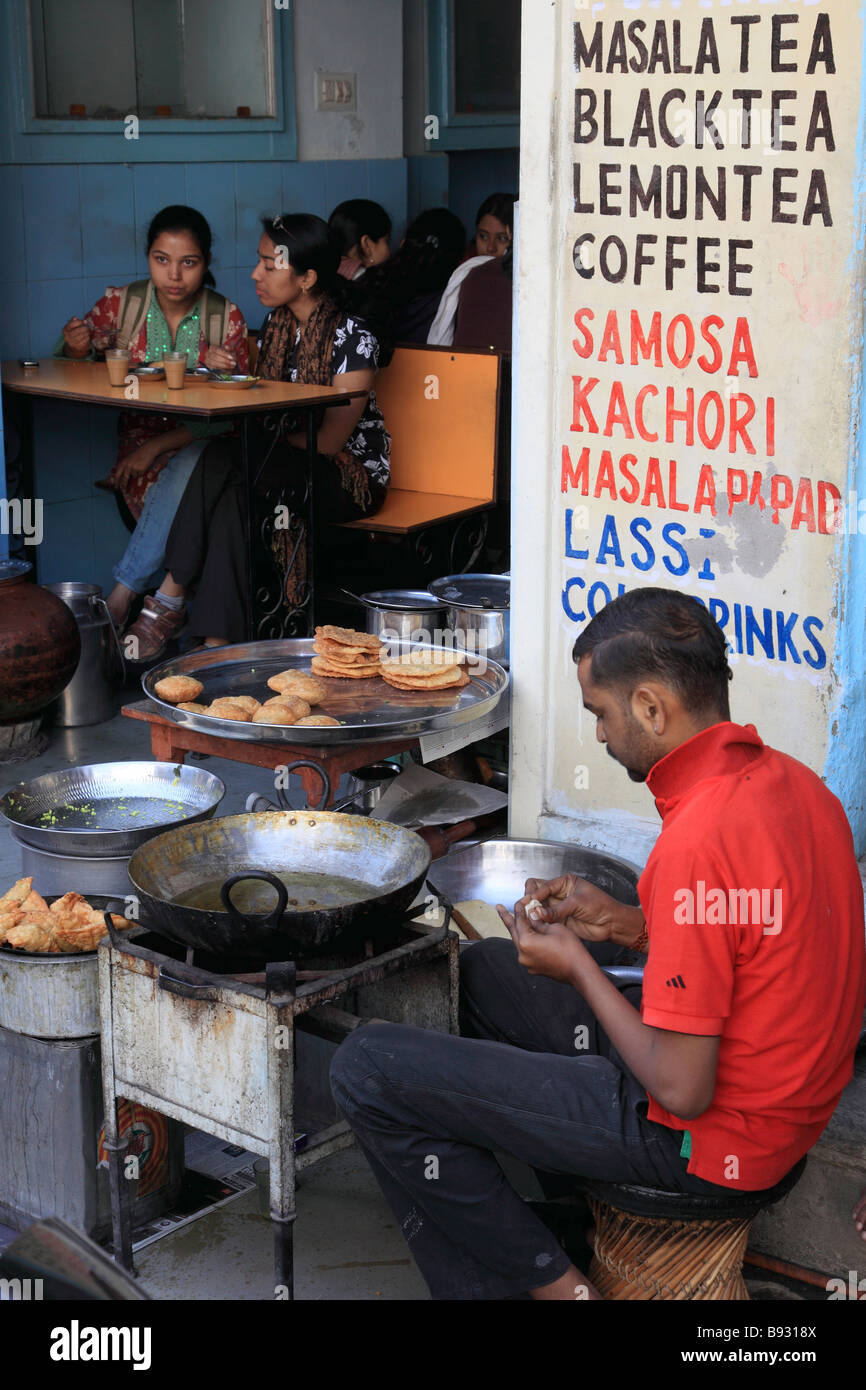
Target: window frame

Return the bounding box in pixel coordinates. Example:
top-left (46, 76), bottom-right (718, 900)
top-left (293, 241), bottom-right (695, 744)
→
top-left (426, 0), bottom-right (519, 151)
top-left (4, 0), bottom-right (298, 161)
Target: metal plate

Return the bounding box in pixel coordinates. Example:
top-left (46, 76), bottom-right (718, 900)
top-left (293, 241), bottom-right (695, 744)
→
top-left (206, 375), bottom-right (260, 389)
top-left (426, 838), bottom-right (641, 909)
top-left (132, 364), bottom-right (165, 379)
top-left (142, 639), bottom-right (509, 745)
top-left (0, 762), bottom-right (226, 857)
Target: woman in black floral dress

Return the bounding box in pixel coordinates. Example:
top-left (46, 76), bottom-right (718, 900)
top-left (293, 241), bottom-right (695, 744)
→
top-left (147, 215), bottom-right (391, 648)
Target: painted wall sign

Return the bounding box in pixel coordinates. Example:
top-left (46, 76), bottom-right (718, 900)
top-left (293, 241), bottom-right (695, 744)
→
top-left (512, 1), bottom-right (866, 862)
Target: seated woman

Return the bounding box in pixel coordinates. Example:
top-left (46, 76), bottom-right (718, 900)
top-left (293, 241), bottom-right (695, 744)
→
top-left (352, 208), bottom-right (465, 359)
top-left (126, 212), bottom-right (390, 653)
top-left (329, 199), bottom-right (392, 280)
top-left (55, 204), bottom-right (248, 634)
top-left (427, 192), bottom-right (515, 347)
top-left (453, 243), bottom-right (514, 352)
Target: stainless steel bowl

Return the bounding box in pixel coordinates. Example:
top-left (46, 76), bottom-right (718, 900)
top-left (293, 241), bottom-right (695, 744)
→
top-left (429, 574), bottom-right (511, 668)
top-left (360, 590), bottom-right (448, 643)
top-left (427, 837), bottom-right (640, 909)
top-left (1, 761), bottom-right (226, 858)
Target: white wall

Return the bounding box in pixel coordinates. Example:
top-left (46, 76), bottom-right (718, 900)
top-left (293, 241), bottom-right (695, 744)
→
top-left (511, 0), bottom-right (866, 865)
top-left (293, 0), bottom-right (403, 159)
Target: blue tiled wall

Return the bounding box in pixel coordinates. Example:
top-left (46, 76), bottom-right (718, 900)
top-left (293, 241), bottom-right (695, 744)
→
top-left (0, 157), bottom-right (409, 592)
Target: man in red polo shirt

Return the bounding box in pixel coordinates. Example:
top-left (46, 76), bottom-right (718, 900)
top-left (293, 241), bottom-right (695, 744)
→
top-left (331, 587), bottom-right (865, 1300)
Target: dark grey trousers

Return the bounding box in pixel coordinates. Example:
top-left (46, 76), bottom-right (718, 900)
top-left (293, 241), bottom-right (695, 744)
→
top-left (329, 937), bottom-right (749, 1300)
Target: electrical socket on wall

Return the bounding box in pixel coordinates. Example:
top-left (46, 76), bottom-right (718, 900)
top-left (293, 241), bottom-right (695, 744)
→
top-left (315, 72), bottom-right (357, 112)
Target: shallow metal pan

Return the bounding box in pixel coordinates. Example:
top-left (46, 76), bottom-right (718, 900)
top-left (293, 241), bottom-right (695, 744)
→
top-left (0, 761), bottom-right (226, 858)
top-left (142, 639), bottom-right (509, 746)
top-left (426, 838), bottom-right (641, 909)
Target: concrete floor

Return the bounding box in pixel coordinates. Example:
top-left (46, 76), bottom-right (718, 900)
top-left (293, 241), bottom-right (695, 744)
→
top-left (0, 698), bottom-right (430, 1300)
top-left (134, 1148), bottom-right (428, 1301)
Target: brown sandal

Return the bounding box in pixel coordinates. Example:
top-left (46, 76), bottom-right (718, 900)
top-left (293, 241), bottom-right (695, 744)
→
top-left (123, 596), bottom-right (187, 664)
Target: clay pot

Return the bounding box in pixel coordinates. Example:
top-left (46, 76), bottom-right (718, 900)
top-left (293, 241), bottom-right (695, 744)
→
top-left (0, 560), bottom-right (81, 722)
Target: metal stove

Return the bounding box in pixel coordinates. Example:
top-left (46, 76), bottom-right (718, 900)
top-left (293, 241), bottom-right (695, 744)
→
top-left (98, 908), bottom-right (459, 1298)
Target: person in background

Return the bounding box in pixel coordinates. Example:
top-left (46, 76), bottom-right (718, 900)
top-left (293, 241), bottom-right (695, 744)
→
top-left (133, 213), bottom-right (390, 649)
top-left (352, 207), bottom-right (465, 360)
top-left (329, 199), bottom-right (392, 280)
top-left (471, 192), bottom-right (515, 259)
top-left (428, 193), bottom-right (515, 346)
top-left (55, 205), bottom-right (248, 640)
top-left (453, 243), bottom-right (514, 353)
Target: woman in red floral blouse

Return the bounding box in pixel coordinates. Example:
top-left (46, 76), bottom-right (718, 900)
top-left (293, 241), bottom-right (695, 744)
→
top-left (55, 205), bottom-right (248, 632)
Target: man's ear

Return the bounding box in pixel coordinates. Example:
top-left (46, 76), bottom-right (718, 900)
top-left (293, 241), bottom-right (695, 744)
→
top-left (631, 682), bottom-right (671, 734)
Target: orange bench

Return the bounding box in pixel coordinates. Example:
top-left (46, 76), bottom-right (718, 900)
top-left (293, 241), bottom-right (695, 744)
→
top-left (337, 344), bottom-right (503, 537)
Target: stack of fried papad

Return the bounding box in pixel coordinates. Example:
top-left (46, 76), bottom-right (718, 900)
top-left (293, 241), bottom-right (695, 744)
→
top-left (310, 625), bottom-right (384, 679)
top-left (380, 649), bottom-right (470, 692)
top-left (0, 878), bottom-right (135, 954)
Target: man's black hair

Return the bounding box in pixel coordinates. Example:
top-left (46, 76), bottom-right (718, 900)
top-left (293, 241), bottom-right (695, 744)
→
top-left (572, 588), bottom-right (732, 718)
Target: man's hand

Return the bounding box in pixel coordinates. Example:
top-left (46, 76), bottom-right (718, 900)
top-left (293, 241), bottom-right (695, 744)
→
top-left (62, 317), bottom-right (91, 357)
top-left (204, 345), bottom-right (237, 373)
top-left (520, 874), bottom-right (643, 947)
top-left (496, 898), bottom-right (590, 985)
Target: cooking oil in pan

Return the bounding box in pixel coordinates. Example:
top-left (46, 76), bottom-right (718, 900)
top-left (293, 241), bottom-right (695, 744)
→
top-left (173, 871), bottom-right (381, 914)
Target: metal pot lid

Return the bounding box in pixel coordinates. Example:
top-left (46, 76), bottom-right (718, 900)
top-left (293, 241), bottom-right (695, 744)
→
top-left (429, 573), bottom-right (511, 611)
top-left (360, 589), bottom-right (445, 611)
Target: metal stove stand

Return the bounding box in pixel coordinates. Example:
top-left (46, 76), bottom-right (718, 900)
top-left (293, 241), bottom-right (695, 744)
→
top-left (98, 910), bottom-right (459, 1299)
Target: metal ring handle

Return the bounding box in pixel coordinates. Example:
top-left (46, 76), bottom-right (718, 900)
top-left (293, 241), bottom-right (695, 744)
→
top-left (279, 759), bottom-right (332, 810)
top-left (220, 871), bottom-right (289, 929)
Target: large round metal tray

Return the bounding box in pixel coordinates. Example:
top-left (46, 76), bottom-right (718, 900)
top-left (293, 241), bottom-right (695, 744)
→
top-left (0, 761), bottom-right (226, 857)
top-left (426, 838), bottom-right (641, 909)
top-left (142, 639), bottom-right (509, 745)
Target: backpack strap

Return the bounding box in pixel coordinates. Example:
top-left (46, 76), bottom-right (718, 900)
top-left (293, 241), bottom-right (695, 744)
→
top-left (200, 288), bottom-right (230, 348)
top-left (115, 279), bottom-right (152, 351)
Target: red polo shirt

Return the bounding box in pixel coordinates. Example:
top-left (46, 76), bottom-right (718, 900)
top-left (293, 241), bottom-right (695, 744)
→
top-left (639, 722), bottom-right (866, 1190)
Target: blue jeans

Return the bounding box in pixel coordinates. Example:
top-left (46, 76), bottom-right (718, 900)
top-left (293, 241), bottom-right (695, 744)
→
top-left (330, 938), bottom-right (757, 1300)
top-left (113, 440), bottom-right (208, 593)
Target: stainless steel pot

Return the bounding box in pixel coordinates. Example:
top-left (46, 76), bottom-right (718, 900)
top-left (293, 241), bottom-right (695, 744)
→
top-left (0, 894), bottom-right (125, 1038)
top-left (12, 833), bottom-right (133, 897)
top-left (43, 583), bottom-right (125, 727)
top-left (358, 590), bottom-right (448, 644)
top-left (429, 574), bottom-right (511, 668)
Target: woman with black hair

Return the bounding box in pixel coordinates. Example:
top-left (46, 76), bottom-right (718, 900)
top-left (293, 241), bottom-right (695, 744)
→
top-left (132, 212), bottom-right (390, 650)
top-left (55, 204), bottom-right (248, 636)
top-left (351, 207), bottom-right (466, 359)
top-left (428, 192), bottom-right (516, 347)
top-left (472, 192), bottom-right (516, 258)
top-left (329, 199), bottom-right (392, 280)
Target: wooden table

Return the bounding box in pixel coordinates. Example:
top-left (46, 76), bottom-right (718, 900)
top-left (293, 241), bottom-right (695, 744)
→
top-left (122, 699), bottom-right (419, 809)
top-left (1, 359), bottom-right (368, 637)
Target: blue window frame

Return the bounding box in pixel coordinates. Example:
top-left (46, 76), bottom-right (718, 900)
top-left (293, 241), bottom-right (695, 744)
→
top-left (1, 0), bottom-right (297, 162)
top-left (426, 0), bottom-right (520, 151)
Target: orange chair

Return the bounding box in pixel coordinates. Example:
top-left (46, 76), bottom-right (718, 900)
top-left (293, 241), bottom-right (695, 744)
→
top-left (336, 345), bottom-right (504, 569)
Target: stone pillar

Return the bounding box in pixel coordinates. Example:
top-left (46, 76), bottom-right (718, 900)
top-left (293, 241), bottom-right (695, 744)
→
top-left (512, 0), bottom-right (866, 863)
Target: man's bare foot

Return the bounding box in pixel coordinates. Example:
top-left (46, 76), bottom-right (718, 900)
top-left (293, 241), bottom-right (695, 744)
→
top-left (529, 1262), bottom-right (603, 1301)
